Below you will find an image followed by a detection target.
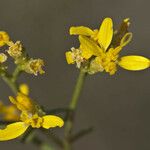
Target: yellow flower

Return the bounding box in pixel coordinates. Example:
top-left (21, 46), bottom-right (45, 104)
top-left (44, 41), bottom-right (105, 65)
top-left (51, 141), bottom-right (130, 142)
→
top-left (66, 18), bottom-right (150, 74)
top-left (69, 18), bottom-right (113, 51)
top-left (7, 41), bottom-right (23, 59)
top-left (0, 53), bottom-right (7, 63)
top-left (0, 84), bottom-right (30, 122)
top-left (0, 93), bottom-right (64, 141)
top-left (0, 101), bottom-right (20, 121)
top-left (24, 58), bottom-right (45, 76)
top-left (9, 93), bottom-right (36, 113)
top-left (0, 31), bottom-right (10, 47)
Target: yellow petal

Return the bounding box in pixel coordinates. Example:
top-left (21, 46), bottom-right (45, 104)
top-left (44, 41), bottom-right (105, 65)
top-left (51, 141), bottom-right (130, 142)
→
top-left (79, 35), bottom-right (103, 59)
top-left (9, 93), bottom-right (34, 113)
top-left (42, 115), bottom-right (64, 129)
top-left (65, 51), bottom-right (74, 64)
top-left (79, 45), bottom-right (92, 59)
top-left (118, 55), bottom-right (150, 70)
top-left (0, 31), bottom-right (10, 47)
top-left (19, 84), bottom-right (29, 95)
top-left (70, 26), bottom-right (94, 36)
top-left (97, 18), bottom-right (113, 51)
top-left (0, 122), bottom-right (29, 141)
top-left (120, 32), bottom-right (132, 47)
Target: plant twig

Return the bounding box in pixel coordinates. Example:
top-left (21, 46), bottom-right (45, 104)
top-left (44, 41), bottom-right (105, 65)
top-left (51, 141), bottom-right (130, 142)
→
top-left (40, 128), bottom-right (63, 148)
top-left (12, 66), bottom-right (22, 83)
top-left (70, 127), bottom-right (93, 143)
top-left (46, 108), bottom-right (70, 115)
top-left (64, 69), bottom-right (87, 150)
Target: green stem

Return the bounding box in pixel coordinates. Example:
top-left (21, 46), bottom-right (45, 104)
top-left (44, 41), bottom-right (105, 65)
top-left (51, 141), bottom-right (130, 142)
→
top-left (69, 69), bottom-right (87, 110)
top-left (0, 65), bottom-right (22, 94)
top-left (64, 69), bottom-right (87, 150)
top-left (1, 73), bottom-right (18, 94)
top-left (12, 66), bottom-right (22, 83)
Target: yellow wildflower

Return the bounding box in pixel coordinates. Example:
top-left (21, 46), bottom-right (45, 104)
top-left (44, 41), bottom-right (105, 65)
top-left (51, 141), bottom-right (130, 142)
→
top-left (24, 58), bottom-right (45, 76)
top-left (69, 17), bottom-right (113, 50)
top-left (7, 41), bottom-right (23, 59)
top-left (66, 18), bottom-right (150, 75)
top-left (0, 31), bottom-right (10, 47)
top-left (0, 101), bottom-right (20, 121)
top-left (0, 53), bottom-right (7, 63)
top-left (9, 93), bottom-right (36, 113)
top-left (0, 93), bottom-right (64, 141)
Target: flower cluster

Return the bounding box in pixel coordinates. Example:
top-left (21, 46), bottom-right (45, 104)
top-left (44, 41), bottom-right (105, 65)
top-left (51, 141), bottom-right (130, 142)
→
top-left (0, 32), bottom-right (64, 141)
top-left (0, 31), bottom-right (45, 76)
top-left (0, 17), bottom-right (149, 146)
top-left (0, 84), bottom-right (64, 141)
top-left (66, 18), bottom-right (150, 75)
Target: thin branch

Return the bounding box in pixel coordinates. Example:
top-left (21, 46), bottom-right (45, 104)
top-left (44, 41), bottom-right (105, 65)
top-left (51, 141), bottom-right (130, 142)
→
top-left (70, 127), bottom-right (93, 143)
top-left (40, 128), bottom-right (63, 148)
top-left (46, 108), bottom-right (70, 115)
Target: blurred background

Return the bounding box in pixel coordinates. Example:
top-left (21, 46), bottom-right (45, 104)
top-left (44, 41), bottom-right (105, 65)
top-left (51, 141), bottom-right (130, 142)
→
top-left (0, 0), bottom-right (150, 149)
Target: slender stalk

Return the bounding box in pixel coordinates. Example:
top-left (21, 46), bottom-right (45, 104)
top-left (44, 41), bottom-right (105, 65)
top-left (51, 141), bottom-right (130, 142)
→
top-left (69, 69), bottom-right (87, 110)
top-left (70, 127), bottom-right (93, 143)
top-left (64, 69), bottom-right (87, 150)
top-left (0, 73), bottom-right (18, 94)
top-left (12, 66), bottom-right (22, 83)
top-left (40, 129), bottom-right (63, 148)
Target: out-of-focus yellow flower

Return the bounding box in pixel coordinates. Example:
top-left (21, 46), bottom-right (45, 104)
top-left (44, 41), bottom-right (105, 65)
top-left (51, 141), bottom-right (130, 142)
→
top-left (9, 93), bottom-right (38, 114)
top-left (0, 84), bottom-right (30, 121)
top-left (24, 58), bottom-right (45, 76)
top-left (19, 83), bottom-right (29, 95)
top-left (66, 18), bottom-right (150, 75)
top-left (0, 101), bottom-right (20, 121)
top-left (7, 41), bottom-right (23, 59)
top-left (0, 31), bottom-right (10, 47)
top-left (0, 93), bottom-right (64, 141)
top-left (0, 53), bottom-right (7, 63)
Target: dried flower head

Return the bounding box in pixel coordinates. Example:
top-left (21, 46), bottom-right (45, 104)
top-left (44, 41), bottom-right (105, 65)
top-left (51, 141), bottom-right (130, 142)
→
top-left (7, 41), bottom-right (23, 59)
top-left (66, 47), bottom-right (85, 68)
top-left (24, 58), bottom-right (45, 76)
